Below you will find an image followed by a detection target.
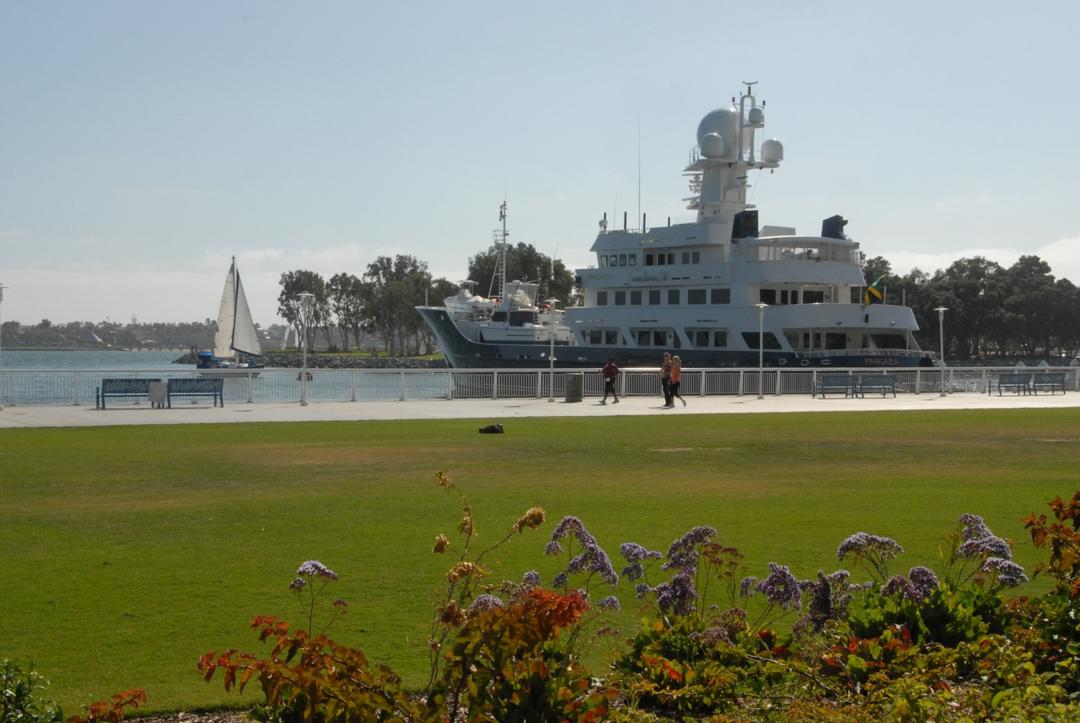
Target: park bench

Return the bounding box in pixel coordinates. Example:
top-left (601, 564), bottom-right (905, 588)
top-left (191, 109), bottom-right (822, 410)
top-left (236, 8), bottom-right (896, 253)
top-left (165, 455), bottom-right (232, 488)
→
top-left (1031, 372), bottom-right (1067, 395)
top-left (166, 377), bottom-right (225, 408)
top-left (96, 378), bottom-right (161, 409)
top-left (814, 374), bottom-right (860, 398)
top-left (859, 374), bottom-right (898, 397)
top-left (991, 373), bottom-right (1032, 396)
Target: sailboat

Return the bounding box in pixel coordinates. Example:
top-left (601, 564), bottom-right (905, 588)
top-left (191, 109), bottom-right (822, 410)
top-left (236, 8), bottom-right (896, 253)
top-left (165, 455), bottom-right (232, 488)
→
top-left (197, 257), bottom-right (263, 373)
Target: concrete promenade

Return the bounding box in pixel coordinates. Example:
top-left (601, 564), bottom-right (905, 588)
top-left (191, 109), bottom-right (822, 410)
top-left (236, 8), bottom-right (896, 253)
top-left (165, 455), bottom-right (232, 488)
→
top-left (1, 391), bottom-right (1078, 429)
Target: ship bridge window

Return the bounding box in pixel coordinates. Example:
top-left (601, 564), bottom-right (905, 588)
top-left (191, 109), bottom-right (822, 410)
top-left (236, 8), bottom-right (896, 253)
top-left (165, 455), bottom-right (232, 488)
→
top-left (686, 328), bottom-right (729, 348)
top-left (629, 255), bottom-right (637, 266)
top-left (742, 332), bottom-right (782, 350)
top-left (711, 288), bottom-right (730, 304)
top-left (492, 311), bottom-right (507, 322)
top-left (681, 252), bottom-right (690, 264)
top-left (586, 328), bottom-right (621, 345)
top-left (618, 254), bottom-right (627, 266)
top-left (599, 256), bottom-right (608, 267)
top-left (871, 334), bottom-right (907, 349)
top-left (802, 290), bottom-right (825, 304)
top-left (693, 251), bottom-right (700, 263)
top-left (645, 254), bottom-right (654, 266)
top-left (667, 289), bottom-right (680, 305)
top-left (609, 254), bottom-right (619, 266)
top-left (759, 289), bottom-right (777, 305)
top-left (687, 289), bottom-right (707, 304)
top-left (614, 290), bottom-right (626, 305)
top-left (596, 291), bottom-right (608, 306)
top-left (648, 289), bottom-right (660, 305)
top-left (630, 290), bottom-right (642, 305)
top-left (509, 311), bottom-right (535, 326)
top-left (634, 328), bottom-right (680, 348)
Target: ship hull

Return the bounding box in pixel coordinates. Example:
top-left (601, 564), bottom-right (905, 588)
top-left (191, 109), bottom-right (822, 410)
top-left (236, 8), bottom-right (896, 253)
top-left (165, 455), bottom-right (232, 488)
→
top-left (417, 307), bottom-right (933, 369)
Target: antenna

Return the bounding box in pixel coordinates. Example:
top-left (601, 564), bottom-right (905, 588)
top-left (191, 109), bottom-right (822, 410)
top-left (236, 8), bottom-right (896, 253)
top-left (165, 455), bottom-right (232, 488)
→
top-left (637, 117), bottom-right (642, 232)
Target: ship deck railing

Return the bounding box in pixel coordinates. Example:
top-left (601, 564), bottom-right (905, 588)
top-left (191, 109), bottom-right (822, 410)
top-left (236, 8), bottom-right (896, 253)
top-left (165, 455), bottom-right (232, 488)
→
top-left (1, 365), bottom-right (1076, 406)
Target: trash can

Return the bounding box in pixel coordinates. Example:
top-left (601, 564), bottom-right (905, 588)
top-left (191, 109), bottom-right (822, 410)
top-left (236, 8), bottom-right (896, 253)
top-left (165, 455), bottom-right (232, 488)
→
top-left (564, 373), bottom-right (584, 403)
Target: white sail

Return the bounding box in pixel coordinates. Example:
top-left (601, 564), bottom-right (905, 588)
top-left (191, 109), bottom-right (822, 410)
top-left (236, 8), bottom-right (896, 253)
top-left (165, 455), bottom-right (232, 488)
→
top-left (214, 259), bottom-right (261, 359)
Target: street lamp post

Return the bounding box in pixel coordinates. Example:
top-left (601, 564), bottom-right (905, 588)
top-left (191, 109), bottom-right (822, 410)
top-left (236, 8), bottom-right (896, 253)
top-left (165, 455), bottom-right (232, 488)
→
top-left (934, 306), bottom-right (948, 397)
top-left (754, 303), bottom-right (768, 399)
top-left (298, 292), bottom-right (315, 406)
top-left (544, 298), bottom-right (559, 402)
top-left (0, 282), bottom-right (6, 411)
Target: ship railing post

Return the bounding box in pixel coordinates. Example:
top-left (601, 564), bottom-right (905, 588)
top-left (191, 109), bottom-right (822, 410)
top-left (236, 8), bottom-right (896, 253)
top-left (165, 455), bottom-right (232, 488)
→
top-left (73, 372), bottom-right (80, 406)
top-left (699, 370), bottom-right (705, 397)
top-left (737, 369), bottom-right (744, 396)
top-left (776, 369), bottom-right (782, 396)
top-left (536, 369), bottom-right (542, 399)
top-left (915, 368), bottom-right (921, 394)
top-left (400, 370), bottom-right (406, 401)
top-left (492, 370), bottom-right (498, 399)
top-left (350, 370), bottom-right (357, 402)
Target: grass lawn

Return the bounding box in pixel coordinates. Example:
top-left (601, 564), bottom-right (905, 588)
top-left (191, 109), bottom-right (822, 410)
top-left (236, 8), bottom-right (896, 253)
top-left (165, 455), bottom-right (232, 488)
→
top-left (2, 408), bottom-right (1078, 713)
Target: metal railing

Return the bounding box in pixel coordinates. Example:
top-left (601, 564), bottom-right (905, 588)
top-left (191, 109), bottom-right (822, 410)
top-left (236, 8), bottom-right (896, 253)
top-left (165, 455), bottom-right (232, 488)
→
top-left (0, 366), bottom-right (1076, 407)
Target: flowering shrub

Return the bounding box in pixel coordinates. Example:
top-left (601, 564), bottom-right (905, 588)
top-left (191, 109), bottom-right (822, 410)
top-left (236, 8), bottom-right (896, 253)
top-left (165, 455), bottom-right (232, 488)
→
top-left (1, 659), bottom-right (63, 723)
top-left (191, 482), bottom-right (1080, 721)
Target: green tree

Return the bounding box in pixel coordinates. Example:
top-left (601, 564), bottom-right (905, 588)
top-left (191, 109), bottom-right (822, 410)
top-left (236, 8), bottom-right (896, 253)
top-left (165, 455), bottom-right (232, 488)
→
top-left (467, 243), bottom-right (574, 305)
top-left (327, 273), bottom-right (365, 352)
top-left (1002, 256), bottom-right (1056, 355)
top-left (361, 255), bottom-right (432, 355)
top-left (277, 270), bottom-right (329, 351)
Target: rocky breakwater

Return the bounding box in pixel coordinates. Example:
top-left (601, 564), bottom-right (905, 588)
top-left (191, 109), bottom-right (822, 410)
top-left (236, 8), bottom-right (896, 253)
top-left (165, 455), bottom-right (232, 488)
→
top-left (173, 352), bottom-right (446, 369)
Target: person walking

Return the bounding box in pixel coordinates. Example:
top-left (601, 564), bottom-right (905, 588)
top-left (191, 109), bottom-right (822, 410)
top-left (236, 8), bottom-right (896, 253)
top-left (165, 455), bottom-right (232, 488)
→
top-left (601, 357), bottom-right (620, 404)
top-left (660, 352), bottom-right (673, 407)
top-left (671, 356), bottom-right (686, 407)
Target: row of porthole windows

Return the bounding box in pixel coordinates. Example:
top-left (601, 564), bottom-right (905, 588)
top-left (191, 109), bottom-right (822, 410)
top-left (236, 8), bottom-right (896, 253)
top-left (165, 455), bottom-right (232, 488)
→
top-left (582, 328), bottom-right (732, 349)
top-left (595, 288), bottom-right (731, 306)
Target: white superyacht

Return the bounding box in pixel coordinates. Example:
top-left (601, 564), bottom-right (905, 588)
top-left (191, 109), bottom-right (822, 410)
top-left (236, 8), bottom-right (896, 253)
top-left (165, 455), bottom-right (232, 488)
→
top-left (417, 84), bottom-right (932, 369)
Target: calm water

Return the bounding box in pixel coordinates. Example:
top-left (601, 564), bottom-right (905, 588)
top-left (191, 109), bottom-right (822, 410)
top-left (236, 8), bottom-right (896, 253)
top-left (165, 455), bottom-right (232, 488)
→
top-left (1, 350), bottom-right (189, 369)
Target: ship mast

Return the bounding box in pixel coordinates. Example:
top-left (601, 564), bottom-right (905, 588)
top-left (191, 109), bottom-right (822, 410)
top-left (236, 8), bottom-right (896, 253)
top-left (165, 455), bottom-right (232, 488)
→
top-left (489, 201), bottom-right (509, 299)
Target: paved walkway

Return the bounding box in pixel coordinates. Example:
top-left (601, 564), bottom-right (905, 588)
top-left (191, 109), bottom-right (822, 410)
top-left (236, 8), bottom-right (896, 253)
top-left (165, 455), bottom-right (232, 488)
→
top-left (1, 391), bottom-right (1078, 429)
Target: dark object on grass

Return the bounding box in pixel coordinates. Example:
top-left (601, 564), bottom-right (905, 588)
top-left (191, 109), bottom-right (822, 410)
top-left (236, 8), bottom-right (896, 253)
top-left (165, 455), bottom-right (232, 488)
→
top-left (479, 424), bottom-right (504, 434)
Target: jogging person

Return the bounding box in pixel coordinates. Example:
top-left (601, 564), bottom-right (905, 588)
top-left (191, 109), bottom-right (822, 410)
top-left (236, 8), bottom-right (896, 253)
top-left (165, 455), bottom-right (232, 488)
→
top-left (601, 357), bottom-right (620, 404)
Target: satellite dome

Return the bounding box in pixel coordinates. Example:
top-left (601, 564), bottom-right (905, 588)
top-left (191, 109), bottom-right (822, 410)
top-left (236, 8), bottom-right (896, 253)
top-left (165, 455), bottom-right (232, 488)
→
top-left (761, 138), bottom-right (784, 163)
top-left (696, 107), bottom-right (739, 152)
top-left (699, 132), bottom-right (726, 159)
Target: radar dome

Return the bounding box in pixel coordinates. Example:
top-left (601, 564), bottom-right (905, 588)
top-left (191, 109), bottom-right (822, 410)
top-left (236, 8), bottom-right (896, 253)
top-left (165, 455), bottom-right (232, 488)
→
top-left (761, 138), bottom-right (784, 163)
top-left (696, 107), bottom-right (738, 153)
top-left (699, 132), bottom-right (726, 159)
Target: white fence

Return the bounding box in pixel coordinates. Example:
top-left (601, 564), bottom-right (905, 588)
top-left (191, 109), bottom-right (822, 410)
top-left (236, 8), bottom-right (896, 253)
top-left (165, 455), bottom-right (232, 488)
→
top-left (0, 366), bottom-right (1076, 407)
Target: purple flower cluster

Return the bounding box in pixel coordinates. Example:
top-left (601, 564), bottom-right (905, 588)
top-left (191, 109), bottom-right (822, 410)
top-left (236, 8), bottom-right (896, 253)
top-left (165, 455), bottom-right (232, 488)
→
top-left (654, 572), bottom-right (697, 616)
top-left (296, 560), bottom-right (339, 580)
top-left (981, 557), bottom-right (1029, 587)
top-left (879, 565), bottom-right (940, 602)
top-left (546, 516), bottom-right (618, 587)
top-left (635, 583), bottom-right (652, 599)
top-left (955, 514), bottom-right (1013, 562)
top-left (881, 575), bottom-right (918, 600)
top-left (619, 541), bottom-right (662, 581)
top-left (755, 562), bottom-right (802, 611)
top-left (596, 595), bottom-right (621, 612)
top-left (289, 577), bottom-right (306, 591)
top-left (908, 566), bottom-right (940, 599)
top-left (467, 594), bottom-right (505, 615)
top-left (959, 513), bottom-right (992, 541)
top-left (836, 532), bottom-right (903, 562)
top-left (662, 526), bottom-right (717, 572)
top-left (739, 576), bottom-right (758, 597)
top-left (521, 570), bottom-right (541, 587)
top-left (803, 569), bottom-right (851, 625)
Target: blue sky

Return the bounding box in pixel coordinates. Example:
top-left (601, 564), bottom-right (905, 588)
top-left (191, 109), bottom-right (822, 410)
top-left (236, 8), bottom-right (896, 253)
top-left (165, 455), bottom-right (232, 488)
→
top-left (2, 1), bottom-right (1078, 324)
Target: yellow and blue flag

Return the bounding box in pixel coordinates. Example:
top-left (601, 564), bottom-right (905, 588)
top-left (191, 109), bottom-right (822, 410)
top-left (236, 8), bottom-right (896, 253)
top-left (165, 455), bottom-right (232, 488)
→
top-left (862, 275), bottom-right (885, 306)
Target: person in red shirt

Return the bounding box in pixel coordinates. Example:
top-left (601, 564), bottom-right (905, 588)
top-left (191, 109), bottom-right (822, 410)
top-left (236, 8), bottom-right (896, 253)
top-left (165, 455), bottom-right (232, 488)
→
top-left (601, 358), bottom-right (620, 404)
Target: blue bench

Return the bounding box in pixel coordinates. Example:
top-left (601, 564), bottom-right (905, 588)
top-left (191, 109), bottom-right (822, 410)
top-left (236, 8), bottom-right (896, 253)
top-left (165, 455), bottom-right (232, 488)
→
top-left (96, 378), bottom-right (161, 409)
top-left (1032, 372), bottom-right (1067, 395)
top-left (815, 374), bottom-right (860, 398)
top-left (859, 374), bottom-right (898, 397)
top-left (991, 373), bottom-right (1032, 395)
top-left (166, 378), bottom-right (224, 408)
